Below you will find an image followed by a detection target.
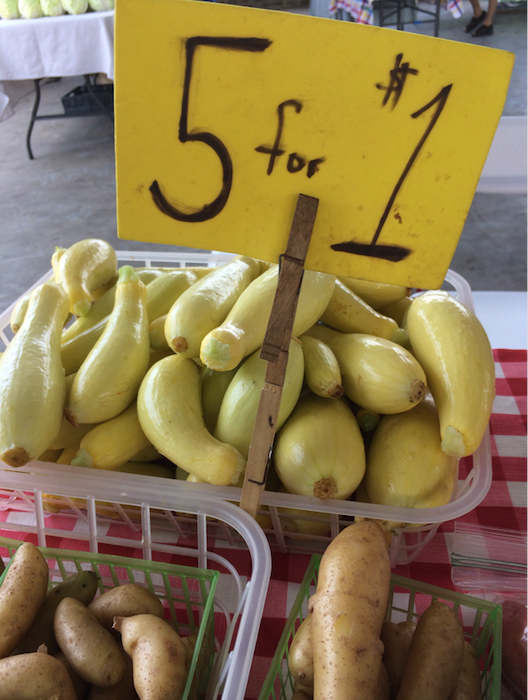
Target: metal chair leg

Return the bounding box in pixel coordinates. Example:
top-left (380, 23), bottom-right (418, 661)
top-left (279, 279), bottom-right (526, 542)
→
top-left (26, 78), bottom-right (42, 160)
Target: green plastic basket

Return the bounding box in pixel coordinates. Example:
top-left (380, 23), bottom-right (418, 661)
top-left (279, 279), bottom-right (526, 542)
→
top-left (259, 554), bottom-right (503, 700)
top-left (0, 536), bottom-right (219, 700)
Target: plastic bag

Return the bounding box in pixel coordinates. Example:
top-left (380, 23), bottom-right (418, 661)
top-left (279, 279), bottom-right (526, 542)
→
top-left (450, 522), bottom-right (527, 699)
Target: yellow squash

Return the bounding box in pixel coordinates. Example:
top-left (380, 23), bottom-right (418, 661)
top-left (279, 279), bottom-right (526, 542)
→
top-left (201, 366), bottom-right (239, 433)
top-left (362, 399), bottom-right (458, 517)
top-left (299, 334), bottom-right (343, 399)
top-left (337, 276), bottom-right (410, 310)
top-left (10, 292), bottom-right (32, 334)
top-left (137, 354), bottom-right (246, 485)
top-left (277, 487), bottom-right (333, 537)
top-left (149, 315), bottom-right (169, 351)
top-left (145, 268), bottom-right (198, 323)
top-left (405, 290), bottom-right (495, 457)
top-left (78, 401), bottom-right (151, 470)
top-left (56, 238), bottom-right (118, 317)
top-left (164, 255), bottom-right (261, 358)
top-left (11, 247), bottom-right (68, 334)
top-left (320, 279), bottom-right (400, 340)
top-left (306, 325), bottom-right (427, 414)
top-left (66, 266), bottom-right (150, 426)
top-left (214, 337), bottom-right (304, 459)
top-left (274, 393), bottom-right (366, 500)
top-left (200, 266), bottom-right (335, 371)
top-left (61, 282), bottom-right (117, 345)
top-left (61, 266), bottom-right (161, 348)
top-left (382, 296), bottom-right (413, 327)
top-left (0, 283), bottom-right (70, 467)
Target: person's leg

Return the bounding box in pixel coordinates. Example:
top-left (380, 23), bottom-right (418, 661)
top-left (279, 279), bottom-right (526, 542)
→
top-left (479, 0), bottom-right (497, 25)
top-left (464, 0), bottom-right (486, 31)
top-left (472, 0), bottom-right (496, 34)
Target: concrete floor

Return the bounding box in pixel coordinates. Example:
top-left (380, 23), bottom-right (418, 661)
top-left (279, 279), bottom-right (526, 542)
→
top-left (0, 3), bottom-right (526, 314)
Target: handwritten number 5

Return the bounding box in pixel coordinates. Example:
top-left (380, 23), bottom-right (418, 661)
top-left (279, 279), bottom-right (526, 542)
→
top-left (150, 36), bottom-right (271, 223)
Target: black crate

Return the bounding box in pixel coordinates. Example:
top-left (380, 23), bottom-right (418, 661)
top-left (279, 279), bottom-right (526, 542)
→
top-left (61, 83), bottom-right (114, 117)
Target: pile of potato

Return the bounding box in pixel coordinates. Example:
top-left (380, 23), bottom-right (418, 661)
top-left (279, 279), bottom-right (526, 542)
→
top-left (0, 542), bottom-right (197, 700)
top-left (288, 521), bottom-right (483, 700)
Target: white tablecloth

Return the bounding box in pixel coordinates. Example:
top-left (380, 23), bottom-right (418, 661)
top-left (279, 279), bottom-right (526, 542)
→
top-left (0, 10), bottom-right (114, 121)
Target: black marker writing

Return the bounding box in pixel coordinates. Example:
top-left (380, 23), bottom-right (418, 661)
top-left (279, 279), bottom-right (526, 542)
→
top-left (331, 84), bottom-right (452, 262)
top-left (256, 100), bottom-right (325, 177)
top-left (376, 53), bottom-right (419, 110)
top-left (150, 36), bottom-right (272, 223)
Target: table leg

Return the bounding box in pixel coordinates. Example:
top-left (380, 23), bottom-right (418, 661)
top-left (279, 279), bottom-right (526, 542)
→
top-left (434, 0), bottom-right (441, 36)
top-left (26, 78), bottom-right (41, 160)
top-left (396, 0), bottom-right (403, 29)
top-left (84, 74), bottom-right (114, 122)
top-left (379, 0), bottom-right (385, 25)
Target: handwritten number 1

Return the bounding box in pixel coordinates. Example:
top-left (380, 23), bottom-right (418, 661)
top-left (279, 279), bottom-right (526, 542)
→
top-left (150, 36), bottom-right (271, 223)
top-left (331, 84), bottom-right (453, 262)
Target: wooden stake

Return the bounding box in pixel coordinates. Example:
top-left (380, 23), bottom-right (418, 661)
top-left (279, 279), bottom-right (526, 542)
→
top-left (239, 193), bottom-right (319, 519)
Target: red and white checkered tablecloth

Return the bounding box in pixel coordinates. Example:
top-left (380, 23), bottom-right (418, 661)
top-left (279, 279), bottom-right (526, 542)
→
top-left (0, 349), bottom-right (525, 699)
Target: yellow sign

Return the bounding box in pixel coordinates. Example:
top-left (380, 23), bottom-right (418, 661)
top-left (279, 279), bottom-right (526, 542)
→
top-left (114, 0), bottom-right (513, 288)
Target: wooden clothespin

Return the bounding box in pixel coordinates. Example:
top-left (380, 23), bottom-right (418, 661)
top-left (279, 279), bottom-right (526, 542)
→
top-left (239, 193), bottom-right (319, 519)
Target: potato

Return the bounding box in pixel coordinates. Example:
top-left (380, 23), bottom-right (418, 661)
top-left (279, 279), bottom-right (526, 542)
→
top-left (287, 613), bottom-right (390, 700)
top-left (87, 650), bottom-right (138, 700)
top-left (396, 600), bottom-right (465, 700)
top-left (447, 641), bottom-right (482, 700)
top-left (309, 520), bottom-right (391, 700)
top-left (181, 634), bottom-right (197, 671)
top-left (288, 614), bottom-right (314, 688)
top-left (15, 570), bottom-right (99, 655)
top-left (55, 650), bottom-right (91, 700)
top-left (0, 650), bottom-right (77, 699)
top-left (88, 582), bottom-right (164, 630)
top-left (114, 613), bottom-right (188, 700)
top-left (376, 662), bottom-right (391, 700)
top-left (54, 597), bottom-right (126, 688)
top-left (0, 541), bottom-right (49, 658)
top-left (380, 619), bottom-right (416, 698)
top-left (292, 689), bottom-right (313, 700)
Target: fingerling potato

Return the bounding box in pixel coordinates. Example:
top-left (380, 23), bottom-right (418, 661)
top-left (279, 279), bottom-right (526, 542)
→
top-left (114, 613), bottom-right (188, 700)
top-left (0, 650), bottom-right (77, 700)
top-left (55, 650), bottom-right (91, 700)
top-left (88, 582), bottom-right (164, 630)
top-left (0, 541), bottom-right (49, 658)
top-left (87, 649), bottom-right (138, 700)
top-left (447, 641), bottom-right (482, 700)
top-left (397, 600), bottom-right (465, 700)
top-left (381, 619), bottom-right (416, 698)
top-left (54, 597), bottom-right (126, 688)
top-left (15, 570), bottom-right (99, 655)
top-left (288, 614), bottom-right (314, 688)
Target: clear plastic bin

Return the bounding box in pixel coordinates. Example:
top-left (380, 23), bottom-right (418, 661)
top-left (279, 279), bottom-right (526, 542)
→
top-left (0, 467), bottom-right (272, 700)
top-left (259, 554), bottom-right (503, 700)
top-left (0, 251), bottom-right (492, 568)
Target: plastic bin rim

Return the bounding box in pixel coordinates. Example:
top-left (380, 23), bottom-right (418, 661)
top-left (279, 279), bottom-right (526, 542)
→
top-left (0, 535), bottom-right (221, 587)
top-left (0, 463), bottom-right (271, 563)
